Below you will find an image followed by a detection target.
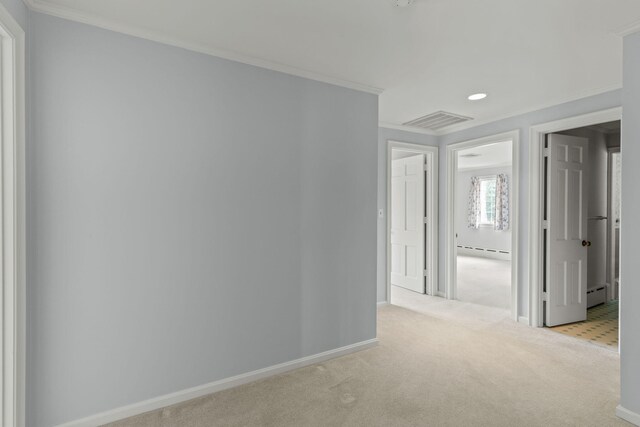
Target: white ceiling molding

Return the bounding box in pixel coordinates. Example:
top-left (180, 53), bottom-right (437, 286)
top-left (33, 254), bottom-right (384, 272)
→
top-left (378, 122), bottom-right (437, 136)
top-left (21, 0), bottom-right (384, 95)
top-left (615, 19), bottom-right (640, 37)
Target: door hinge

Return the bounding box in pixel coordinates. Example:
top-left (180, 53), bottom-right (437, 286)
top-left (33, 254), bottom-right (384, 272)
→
top-left (424, 217), bottom-right (428, 224)
top-left (542, 291), bottom-right (548, 302)
top-left (543, 220), bottom-right (548, 229)
top-left (544, 148), bottom-right (550, 157)
top-left (424, 269), bottom-right (428, 277)
top-left (423, 164), bottom-right (428, 172)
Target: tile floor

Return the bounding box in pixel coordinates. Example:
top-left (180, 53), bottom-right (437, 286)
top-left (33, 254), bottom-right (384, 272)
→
top-left (549, 300), bottom-right (619, 350)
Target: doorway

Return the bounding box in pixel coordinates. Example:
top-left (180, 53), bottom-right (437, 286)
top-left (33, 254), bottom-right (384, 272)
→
top-left (455, 141), bottom-right (513, 310)
top-left (528, 108), bottom-right (623, 345)
top-left (386, 141), bottom-right (438, 301)
top-left (539, 120), bottom-right (621, 349)
top-left (445, 131), bottom-right (520, 320)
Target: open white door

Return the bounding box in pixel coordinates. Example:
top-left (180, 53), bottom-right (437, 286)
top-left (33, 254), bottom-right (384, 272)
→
top-left (391, 154), bottom-right (426, 293)
top-left (545, 134), bottom-right (589, 326)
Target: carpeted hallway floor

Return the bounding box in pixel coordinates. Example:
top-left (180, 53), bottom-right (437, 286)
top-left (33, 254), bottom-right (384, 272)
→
top-left (107, 303), bottom-right (624, 427)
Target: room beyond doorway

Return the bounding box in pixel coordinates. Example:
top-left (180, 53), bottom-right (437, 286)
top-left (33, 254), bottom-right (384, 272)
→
top-left (455, 140), bottom-right (513, 312)
top-left (445, 131), bottom-right (520, 321)
top-left (527, 108), bottom-right (622, 329)
top-left (457, 255), bottom-right (511, 310)
top-left (540, 119), bottom-right (621, 350)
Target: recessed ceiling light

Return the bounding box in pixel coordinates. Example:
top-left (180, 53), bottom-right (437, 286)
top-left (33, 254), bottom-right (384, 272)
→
top-left (468, 93), bottom-right (487, 101)
top-left (393, 0), bottom-right (414, 7)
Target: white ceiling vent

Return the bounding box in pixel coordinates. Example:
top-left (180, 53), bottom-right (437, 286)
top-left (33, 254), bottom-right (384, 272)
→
top-left (403, 111), bottom-right (473, 131)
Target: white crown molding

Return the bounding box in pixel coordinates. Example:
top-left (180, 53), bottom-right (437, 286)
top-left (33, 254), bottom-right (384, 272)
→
top-left (435, 84), bottom-right (622, 136)
top-left (615, 19), bottom-right (640, 37)
top-left (21, 0), bottom-right (384, 95)
top-left (378, 121), bottom-right (438, 136)
top-left (56, 338), bottom-right (379, 426)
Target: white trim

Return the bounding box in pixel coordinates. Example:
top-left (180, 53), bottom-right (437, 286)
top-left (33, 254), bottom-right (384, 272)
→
top-left (528, 107), bottom-right (622, 327)
top-left (518, 316), bottom-right (529, 325)
top-left (445, 130), bottom-right (520, 321)
top-left (0, 3), bottom-right (25, 426)
top-left (22, 0), bottom-right (383, 96)
top-left (615, 20), bottom-right (640, 37)
top-left (433, 85), bottom-right (621, 136)
top-left (378, 122), bottom-right (437, 136)
top-left (616, 405), bottom-right (640, 426)
top-left (56, 338), bottom-right (379, 427)
top-left (386, 141), bottom-right (439, 301)
top-left (607, 147), bottom-right (621, 301)
top-left (377, 301), bottom-right (390, 307)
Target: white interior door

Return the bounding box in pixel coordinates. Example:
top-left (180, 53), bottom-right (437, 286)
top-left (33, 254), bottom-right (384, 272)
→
top-left (545, 134), bottom-right (589, 326)
top-left (391, 154), bottom-right (425, 293)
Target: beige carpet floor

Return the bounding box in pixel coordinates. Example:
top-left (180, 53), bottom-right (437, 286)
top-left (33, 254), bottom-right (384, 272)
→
top-left (106, 303), bottom-right (625, 427)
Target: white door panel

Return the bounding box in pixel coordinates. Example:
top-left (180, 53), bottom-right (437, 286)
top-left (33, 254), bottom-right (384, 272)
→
top-left (545, 134), bottom-right (588, 327)
top-left (391, 154), bottom-right (425, 293)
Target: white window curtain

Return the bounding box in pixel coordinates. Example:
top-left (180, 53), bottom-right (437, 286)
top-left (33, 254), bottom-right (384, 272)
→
top-left (467, 176), bottom-right (481, 229)
top-left (494, 173), bottom-right (510, 231)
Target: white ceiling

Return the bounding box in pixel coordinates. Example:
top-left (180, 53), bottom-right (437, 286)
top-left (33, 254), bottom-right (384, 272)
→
top-left (458, 140), bottom-right (512, 170)
top-left (26, 0), bottom-right (640, 133)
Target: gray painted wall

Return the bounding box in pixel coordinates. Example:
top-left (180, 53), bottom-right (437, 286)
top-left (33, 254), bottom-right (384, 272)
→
top-left (377, 127), bottom-right (438, 302)
top-left (438, 90), bottom-right (622, 315)
top-left (0, 0), bottom-right (27, 29)
top-left (456, 166), bottom-right (512, 253)
top-left (621, 32), bottom-right (640, 418)
top-left (29, 12), bottom-right (377, 426)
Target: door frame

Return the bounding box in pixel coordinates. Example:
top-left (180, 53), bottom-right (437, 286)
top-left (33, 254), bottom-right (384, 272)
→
top-left (0, 3), bottom-right (26, 426)
top-left (445, 130), bottom-right (520, 321)
top-left (528, 107), bottom-right (622, 327)
top-left (386, 141), bottom-right (438, 300)
top-left (607, 147), bottom-right (621, 301)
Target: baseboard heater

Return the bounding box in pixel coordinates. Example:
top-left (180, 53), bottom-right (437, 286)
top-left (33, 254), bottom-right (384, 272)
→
top-left (457, 245), bottom-right (511, 260)
top-left (587, 285), bottom-right (607, 308)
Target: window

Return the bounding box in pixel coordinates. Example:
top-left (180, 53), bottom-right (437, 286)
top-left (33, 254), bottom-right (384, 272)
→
top-left (479, 177), bottom-right (497, 225)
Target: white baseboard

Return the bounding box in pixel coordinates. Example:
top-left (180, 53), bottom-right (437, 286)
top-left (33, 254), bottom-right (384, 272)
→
top-left (518, 316), bottom-right (529, 325)
top-left (56, 338), bottom-right (379, 427)
top-left (377, 301), bottom-right (389, 307)
top-left (457, 246), bottom-right (511, 261)
top-left (617, 405), bottom-right (640, 426)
